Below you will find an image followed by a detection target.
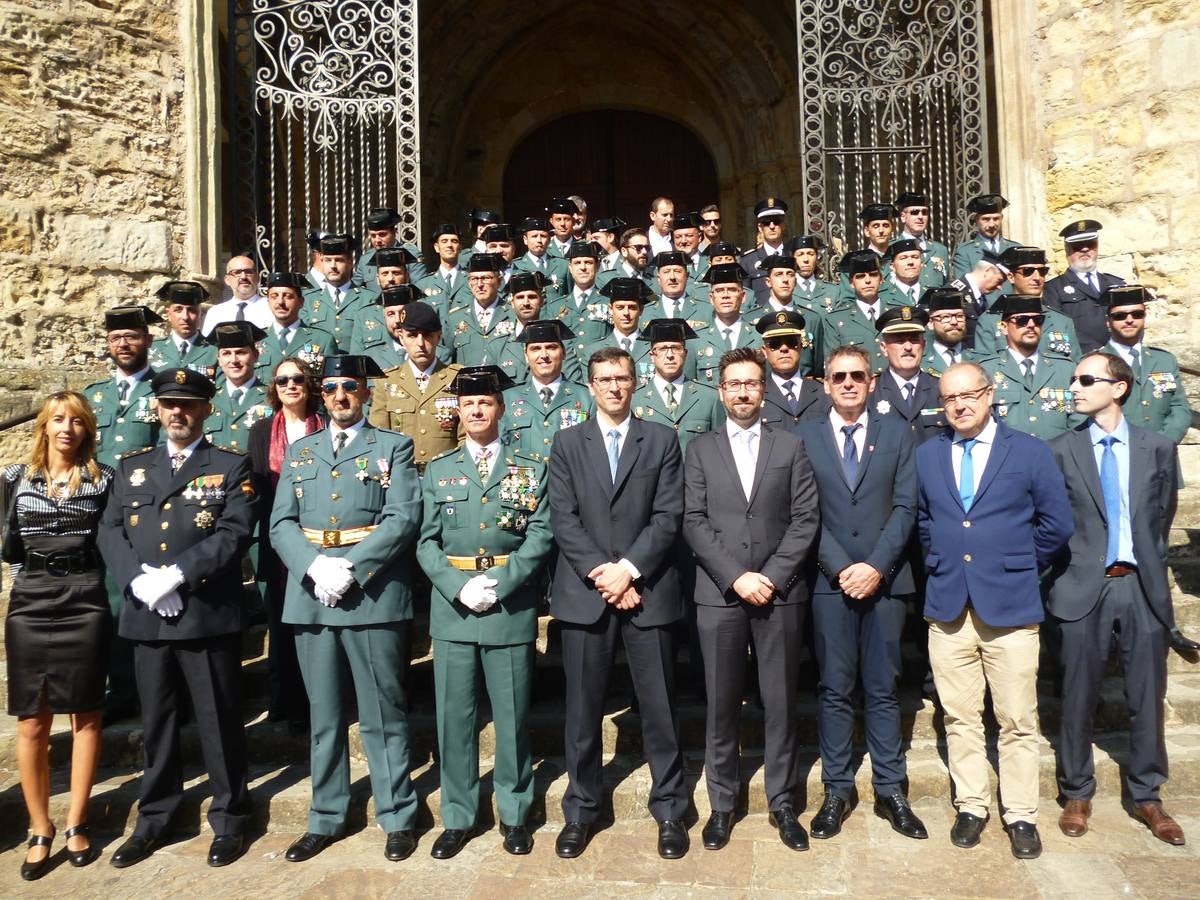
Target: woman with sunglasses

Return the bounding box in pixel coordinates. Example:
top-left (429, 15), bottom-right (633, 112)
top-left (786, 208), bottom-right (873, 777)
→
top-left (248, 358), bottom-right (324, 728)
top-left (3, 391), bottom-right (113, 878)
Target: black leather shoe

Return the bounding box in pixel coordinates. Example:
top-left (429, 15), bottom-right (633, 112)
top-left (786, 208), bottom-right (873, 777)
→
top-left (499, 823), bottom-right (533, 855)
top-left (285, 831), bottom-right (340, 862)
top-left (110, 834), bottom-right (156, 868)
top-left (20, 827), bottom-right (55, 881)
top-left (555, 822), bottom-right (591, 858)
top-left (385, 830), bottom-right (417, 861)
top-left (207, 834), bottom-right (245, 867)
top-left (657, 819), bottom-right (689, 859)
top-left (1006, 820), bottom-right (1042, 859)
top-left (874, 793), bottom-right (928, 840)
top-left (810, 793), bottom-right (849, 840)
top-left (768, 806), bottom-right (809, 851)
top-left (65, 824), bottom-right (99, 868)
top-left (950, 812), bottom-right (987, 848)
top-left (701, 811), bottom-right (734, 850)
top-left (430, 828), bottom-right (470, 860)
top-left (1170, 626), bottom-right (1200, 654)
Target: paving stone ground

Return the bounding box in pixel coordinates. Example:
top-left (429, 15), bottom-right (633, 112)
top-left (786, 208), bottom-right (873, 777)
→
top-left (1, 794), bottom-right (1196, 898)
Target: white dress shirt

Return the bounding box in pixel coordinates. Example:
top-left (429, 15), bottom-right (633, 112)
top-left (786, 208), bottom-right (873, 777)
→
top-left (648, 229), bottom-right (674, 256)
top-left (165, 433), bottom-right (205, 461)
top-left (116, 366), bottom-right (152, 401)
top-left (530, 375), bottom-right (562, 402)
top-left (653, 374), bottom-right (687, 408)
top-left (726, 419), bottom-right (762, 500)
top-left (829, 408), bottom-right (869, 460)
top-left (202, 296), bottom-right (274, 335)
top-left (328, 416), bottom-right (366, 453)
top-left (465, 436), bottom-right (503, 477)
top-left (952, 417), bottom-right (997, 497)
top-left (1008, 347), bottom-right (1038, 378)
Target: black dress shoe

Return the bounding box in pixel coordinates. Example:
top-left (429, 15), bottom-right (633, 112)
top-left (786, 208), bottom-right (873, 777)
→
top-left (499, 823), bottom-right (533, 855)
top-left (874, 793), bottom-right (929, 840)
top-left (385, 830), bottom-right (417, 861)
top-left (950, 812), bottom-right (987, 848)
top-left (701, 811), bottom-right (734, 850)
top-left (1170, 626), bottom-right (1200, 654)
top-left (285, 831), bottom-right (340, 862)
top-left (810, 793), bottom-right (849, 840)
top-left (657, 819), bottom-right (689, 859)
top-left (430, 828), bottom-right (470, 860)
top-left (1006, 820), bottom-right (1042, 859)
top-left (20, 827), bottom-right (55, 881)
top-left (207, 834), bottom-right (245, 867)
top-left (555, 822), bottom-right (591, 859)
top-left (768, 806), bottom-right (809, 851)
top-left (110, 834), bottom-right (156, 868)
top-left (65, 824), bottom-right (99, 868)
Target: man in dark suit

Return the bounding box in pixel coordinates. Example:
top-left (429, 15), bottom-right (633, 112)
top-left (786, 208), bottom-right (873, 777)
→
top-left (756, 310), bottom-right (828, 428)
top-left (97, 368), bottom-right (259, 869)
top-left (916, 362), bottom-right (1073, 859)
top-left (1042, 220), bottom-right (1126, 353)
top-left (1047, 352), bottom-right (1186, 846)
top-left (871, 306), bottom-right (947, 444)
top-left (683, 347), bottom-right (818, 852)
top-left (548, 346), bottom-right (690, 860)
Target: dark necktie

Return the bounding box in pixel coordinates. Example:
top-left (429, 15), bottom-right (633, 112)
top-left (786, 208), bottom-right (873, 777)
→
top-left (783, 380), bottom-right (798, 415)
top-left (1100, 436), bottom-right (1122, 566)
top-left (903, 382), bottom-right (916, 411)
top-left (722, 327), bottom-right (733, 350)
top-left (540, 387), bottom-right (552, 407)
top-left (117, 380), bottom-right (130, 404)
top-left (1129, 346), bottom-right (1142, 379)
top-left (278, 329), bottom-right (291, 350)
top-left (332, 431), bottom-right (347, 459)
top-left (945, 348), bottom-right (956, 368)
top-left (179, 340), bottom-right (189, 359)
top-left (841, 424), bottom-right (860, 484)
top-left (233, 387), bottom-right (245, 407)
top-left (236, 302), bottom-right (247, 322)
top-left (1021, 358), bottom-right (1034, 390)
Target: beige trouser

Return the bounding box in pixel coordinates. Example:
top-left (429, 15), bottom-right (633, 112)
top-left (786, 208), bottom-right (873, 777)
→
top-left (928, 608), bottom-right (1041, 825)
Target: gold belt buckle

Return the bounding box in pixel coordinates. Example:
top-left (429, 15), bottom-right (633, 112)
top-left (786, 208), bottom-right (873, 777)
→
top-left (323, 529), bottom-right (342, 548)
top-left (476, 554), bottom-right (495, 571)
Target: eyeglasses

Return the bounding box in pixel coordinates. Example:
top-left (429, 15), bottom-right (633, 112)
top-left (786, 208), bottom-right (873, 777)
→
top-left (1008, 314), bottom-right (1046, 328)
top-left (763, 337), bottom-right (800, 350)
top-left (941, 385), bottom-right (991, 405)
top-left (720, 379), bottom-right (764, 391)
top-left (274, 375), bottom-right (307, 387)
top-left (652, 344), bottom-right (685, 355)
top-left (829, 370), bottom-right (870, 384)
top-left (760, 217), bottom-right (785, 227)
top-left (320, 379), bottom-right (361, 394)
top-left (929, 313), bottom-right (966, 323)
top-left (591, 375), bottom-right (635, 388)
top-left (904, 208), bottom-right (930, 216)
top-left (1070, 374), bottom-right (1121, 387)
top-left (626, 243), bottom-right (650, 253)
top-left (1015, 266), bottom-right (1050, 276)
top-left (1108, 309), bottom-right (1146, 320)
top-left (226, 268), bottom-right (256, 276)
top-left (467, 274), bottom-right (496, 283)
top-left (107, 333), bottom-right (144, 345)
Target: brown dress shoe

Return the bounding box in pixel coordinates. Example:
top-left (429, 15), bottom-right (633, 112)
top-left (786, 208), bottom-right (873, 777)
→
top-left (1135, 802), bottom-right (1185, 846)
top-left (1059, 799), bottom-right (1091, 837)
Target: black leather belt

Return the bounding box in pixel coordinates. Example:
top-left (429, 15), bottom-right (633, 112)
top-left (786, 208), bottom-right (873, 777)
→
top-left (24, 548), bottom-right (100, 576)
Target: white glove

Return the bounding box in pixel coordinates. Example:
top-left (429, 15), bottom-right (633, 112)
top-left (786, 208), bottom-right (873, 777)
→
top-left (314, 583), bottom-right (341, 608)
top-left (155, 591), bottom-right (184, 618)
top-left (132, 564), bottom-right (185, 608)
top-left (459, 575), bottom-right (499, 613)
top-left (306, 556), bottom-right (355, 598)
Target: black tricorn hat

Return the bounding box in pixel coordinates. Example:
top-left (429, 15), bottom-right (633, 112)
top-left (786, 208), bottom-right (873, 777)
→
top-left (317, 234), bottom-right (360, 255)
top-left (999, 245), bottom-right (1047, 269)
top-left (967, 193), bottom-right (1009, 215)
top-left (380, 284), bottom-right (426, 307)
top-left (839, 250), bottom-right (882, 275)
top-left (701, 263), bottom-right (745, 286)
top-left (482, 223), bottom-right (514, 242)
top-left (214, 321), bottom-right (267, 349)
top-left (155, 281), bottom-right (210, 306)
top-left (598, 277), bottom-right (655, 303)
top-left (466, 253), bottom-right (504, 273)
top-left (759, 254), bottom-right (798, 272)
top-left (859, 203), bottom-right (898, 223)
top-left (321, 353), bottom-right (387, 379)
top-left (704, 241), bottom-right (741, 259)
top-left (517, 319), bottom-right (575, 344)
top-left (365, 207), bottom-right (402, 229)
top-left (431, 222), bottom-right (461, 239)
top-left (449, 365), bottom-right (516, 396)
top-left (652, 250), bottom-right (688, 269)
top-left (886, 238), bottom-right (923, 259)
top-left (999, 294), bottom-right (1044, 319)
top-left (590, 217), bottom-right (628, 234)
top-left (105, 305), bottom-right (163, 331)
top-left (923, 287), bottom-right (967, 313)
top-left (393, 301), bottom-right (441, 333)
top-left (1102, 284), bottom-right (1156, 307)
top-left (546, 198), bottom-right (577, 215)
top-left (785, 234), bottom-right (825, 253)
top-left (565, 240), bottom-right (601, 260)
top-left (894, 191), bottom-right (928, 210)
top-left (508, 271), bottom-right (547, 295)
top-left (638, 318), bottom-right (699, 344)
top-left (671, 212), bottom-right (703, 232)
top-left (264, 272), bottom-right (313, 291)
top-left (374, 247), bottom-right (417, 268)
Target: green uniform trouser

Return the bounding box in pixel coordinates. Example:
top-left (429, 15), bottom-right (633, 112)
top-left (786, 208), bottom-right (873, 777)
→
top-left (433, 639), bottom-right (534, 829)
top-left (294, 622), bottom-right (416, 834)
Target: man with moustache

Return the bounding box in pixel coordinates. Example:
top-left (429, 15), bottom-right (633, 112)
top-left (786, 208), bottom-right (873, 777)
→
top-left (597, 228), bottom-right (658, 295)
top-left (643, 250), bottom-right (710, 329)
top-left (973, 246), bottom-right (1079, 360)
top-left (348, 247), bottom-right (419, 353)
top-left (501, 319), bottom-right (593, 462)
top-left (756, 310), bottom-right (828, 428)
top-left (255, 272), bottom-right (336, 378)
top-left (871, 307), bottom-right (947, 444)
top-left (149, 281), bottom-right (218, 378)
top-left (921, 288), bottom-right (972, 375)
top-left (1043, 220), bottom-right (1127, 353)
top-left (203, 255), bottom-right (274, 335)
top-left (684, 347), bottom-right (818, 852)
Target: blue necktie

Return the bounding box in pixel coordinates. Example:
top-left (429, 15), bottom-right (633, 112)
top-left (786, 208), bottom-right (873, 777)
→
top-left (959, 438), bottom-right (977, 510)
top-left (607, 429), bottom-right (621, 482)
top-left (1100, 435), bottom-right (1122, 566)
top-left (841, 424), bottom-right (860, 485)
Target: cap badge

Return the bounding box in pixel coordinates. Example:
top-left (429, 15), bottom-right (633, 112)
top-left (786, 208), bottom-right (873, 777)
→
top-left (175, 370), bottom-right (187, 384)
top-left (901, 307), bottom-right (911, 320)
top-left (776, 312), bottom-right (788, 324)
top-left (767, 197), bottom-right (775, 207)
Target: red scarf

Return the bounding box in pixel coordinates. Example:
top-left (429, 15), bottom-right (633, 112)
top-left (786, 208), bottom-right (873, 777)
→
top-left (269, 411), bottom-right (323, 485)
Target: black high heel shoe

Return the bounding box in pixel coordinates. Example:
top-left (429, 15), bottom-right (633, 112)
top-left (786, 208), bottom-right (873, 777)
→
top-left (20, 825), bottom-right (55, 881)
top-left (65, 824), bottom-right (99, 867)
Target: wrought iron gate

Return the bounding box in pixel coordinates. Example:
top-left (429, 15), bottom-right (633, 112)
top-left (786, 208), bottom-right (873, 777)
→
top-left (226, 0), bottom-right (421, 273)
top-left (796, 0), bottom-right (988, 254)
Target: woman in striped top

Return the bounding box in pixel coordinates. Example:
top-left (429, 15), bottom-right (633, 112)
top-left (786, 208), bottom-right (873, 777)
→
top-left (3, 390), bottom-right (113, 878)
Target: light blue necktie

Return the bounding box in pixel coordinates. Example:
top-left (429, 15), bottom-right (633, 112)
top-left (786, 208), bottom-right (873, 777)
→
top-left (959, 438), bottom-right (977, 510)
top-left (607, 429), bottom-right (621, 482)
top-left (1100, 436), bottom-right (1122, 566)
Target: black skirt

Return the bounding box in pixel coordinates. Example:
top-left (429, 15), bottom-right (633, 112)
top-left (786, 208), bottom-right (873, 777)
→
top-left (5, 534), bottom-right (110, 716)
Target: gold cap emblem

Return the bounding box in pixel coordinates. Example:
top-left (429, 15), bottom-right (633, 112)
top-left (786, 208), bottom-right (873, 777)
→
top-left (174, 370), bottom-right (187, 384)
top-left (901, 307), bottom-right (912, 320)
top-left (776, 311), bottom-right (788, 325)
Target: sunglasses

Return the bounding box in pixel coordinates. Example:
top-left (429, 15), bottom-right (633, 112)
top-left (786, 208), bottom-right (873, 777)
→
top-left (320, 379), bottom-right (361, 394)
top-left (627, 244), bottom-right (650, 253)
top-left (1015, 266), bottom-right (1050, 276)
top-left (904, 207), bottom-right (930, 216)
top-left (1108, 309), bottom-right (1146, 320)
top-left (760, 217), bottom-right (785, 227)
top-left (829, 370), bottom-right (870, 384)
top-left (1069, 374), bottom-right (1121, 387)
top-left (702, 217), bottom-right (721, 226)
top-left (274, 375), bottom-right (307, 387)
top-left (1008, 314), bottom-right (1045, 328)
top-left (763, 337), bottom-right (800, 350)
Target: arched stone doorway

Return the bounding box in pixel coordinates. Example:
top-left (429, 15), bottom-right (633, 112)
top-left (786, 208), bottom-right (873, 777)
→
top-left (502, 111), bottom-right (720, 225)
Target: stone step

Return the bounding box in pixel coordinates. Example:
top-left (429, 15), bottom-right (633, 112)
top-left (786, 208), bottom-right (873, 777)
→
top-left (3, 726), bottom-right (1199, 840)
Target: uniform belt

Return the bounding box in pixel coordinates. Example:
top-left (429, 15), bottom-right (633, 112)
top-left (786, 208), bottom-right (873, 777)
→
top-left (1105, 563), bottom-right (1137, 578)
top-left (447, 554), bottom-right (509, 571)
top-left (301, 526), bottom-right (377, 548)
top-left (23, 548), bottom-right (101, 576)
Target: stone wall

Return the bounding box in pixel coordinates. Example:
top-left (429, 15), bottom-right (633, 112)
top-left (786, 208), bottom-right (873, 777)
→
top-left (1033, 0), bottom-right (1200, 362)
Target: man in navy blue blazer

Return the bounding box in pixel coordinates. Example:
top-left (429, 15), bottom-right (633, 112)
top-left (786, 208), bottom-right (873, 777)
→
top-left (916, 362), bottom-right (1073, 859)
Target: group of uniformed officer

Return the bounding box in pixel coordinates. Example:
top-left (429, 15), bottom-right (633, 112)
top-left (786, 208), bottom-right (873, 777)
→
top-left (79, 192), bottom-right (1199, 869)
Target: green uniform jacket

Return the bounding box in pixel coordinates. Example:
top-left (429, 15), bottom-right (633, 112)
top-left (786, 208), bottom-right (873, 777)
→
top-left (271, 425), bottom-right (422, 626)
top-left (149, 337), bottom-right (217, 380)
top-left (891, 235), bottom-right (952, 282)
top-left (878, 271), bottom-right (941, 306)
top-left (641, 294), bottom-right (715, 332)
top-left (631, 379), bottom-right (725, 454)
top-left (414, 268), bottom-right (471, 321)
top-left (483, 329), bottom-right (583, 386)
top-left (417, 448), bottom-right (554, 645)
top-left (86, 372), bottom-right (161, 468)
top-left (819, 296), bottom-right (909, 374)
top-left (355, 244), bottom-right (426, 284)
top-left (974, 308), bottom-right (1080, 360)
top-left (511, 253), bottom-right (570, 293)
top-left (367, 360), bottom-right (463, 472)
top-left (301, 282), bottom-right (379, 352)
top-left (255, 323), bottom-right (336, 379)
top-left (689, 321), bottom-right (762, 387)
top-left (980, 351), bottom-right (1084, 440)
top-left (1107, 342), bottom-right (1193, 443)
top-left (952, 235), bottom-right (1021, 279)
top-left (579, 333), bottom-right (658, 387)
top-left (501, 380), bottom-right (593, 462)
top-left (206, 381), bottom-right (273, 452)
top-left (544, 289), bottom-right (614, 349)
top-left (921, 344), bottom-right (980, 376)
top-left (444, 302), bottom-right (519, 367)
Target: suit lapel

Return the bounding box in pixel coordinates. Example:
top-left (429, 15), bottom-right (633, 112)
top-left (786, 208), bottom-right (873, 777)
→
top-left (1128, 426), bottom-right (1149, 522)
top-left (711, 427), bottom-right (744, 503)
top-left (936, 434), bottom-right (964, 512)
top-left (972, 425), bottom-right (1012, 508)
top-left (852, 414), bottom-right (882, 492)
top-left (584, 420), bottom-right (615, 499)
top-left (612, 419), bottom-right (644, 497)
top-left (746, 427), bottom-right (775, 506)
top-left (1067, 426), bottom-right (1105, 521)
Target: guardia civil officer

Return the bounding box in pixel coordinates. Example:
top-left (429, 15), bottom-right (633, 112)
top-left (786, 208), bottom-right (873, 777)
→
top-left (97, 368), bottom-right (258, 869)
top-left (148, 281), bottom-right (218, 378)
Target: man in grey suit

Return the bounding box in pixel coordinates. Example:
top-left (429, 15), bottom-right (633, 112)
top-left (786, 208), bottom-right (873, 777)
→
top-left (1047, 351), bottom-right (1186, 846)
top-left (683, 347), bottom-right (819, 852)
top-left (797, 344), bottom-right (927, 842)
top-left (548, 346), bottom-right (690, 860)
